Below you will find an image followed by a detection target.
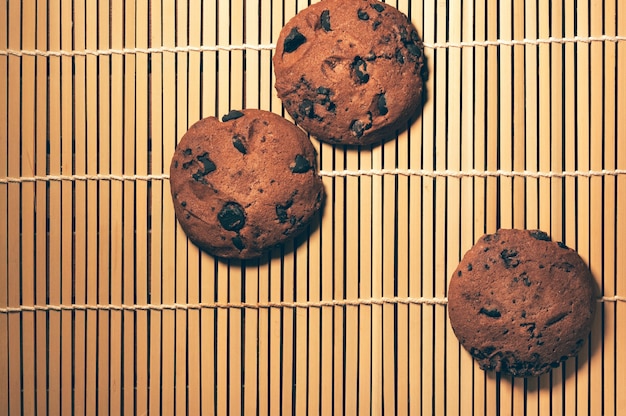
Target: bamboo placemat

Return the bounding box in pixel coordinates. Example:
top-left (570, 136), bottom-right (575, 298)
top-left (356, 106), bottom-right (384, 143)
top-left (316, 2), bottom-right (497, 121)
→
top-left (1, 0), bottom-right (625, 414)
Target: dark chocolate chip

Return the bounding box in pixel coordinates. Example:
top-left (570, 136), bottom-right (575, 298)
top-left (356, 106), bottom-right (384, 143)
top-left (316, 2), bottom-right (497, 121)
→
top-left (218, 202), bottom-right (246, 232)
top-left (457, 270), bottom-right (462, 277)
top-left (181, 201), bottom-right (187, 207)
top-left (350, 113), bottom-right (373, 138)
top-left (483, 233), bottom-right (495, 242)
top-left (276, 200), bottom-right (293, 223)
top-left (395, 48), bottom-right (405, 64)
top-left (320, 10), bottom-right (331, 31)
top-left (406, 42), bottom-right (422, 58)
top-left (222, 110), bottom-right (244, 121)
top-left (467, 263), bottom-right (473, 271)
top-left (545, 312), bottom-right (567, 327)
top-left (479, 307), bottom-right (501, 318)
top-left (357, 9), bottom-right (370, 20)
top-left (553, 262), bottom-right (575, 272)
top-left (364, 52), bottom-right (377, 61)
top-left (520, 322), bottom-right (537, 336)
top-left (399, 26), bottom-right (410, 43)
top-left (291, 155), bottom-right (312, 173)
top-left (232, 134), bottom-right (247, 154)
top-left (482, 346), bottom-right (496, 356)
top-left (232, 235), bottom-right (245, 251)
top-left (174, 161), bottom-right (179, 168)
top-left (350, 56), bottom-right (369, 84)
top-left (192, 152), bottom-right (217, 181)
top-left (299, 99), bottom-right (316, 119)
top-left (370, 3), bottom-right (385, 12)
top-left (183, 148), bottom-right (193, 156)
top-left (500, 249), bottom-right (520, 268)
top-left (377, 93), bottom-right (388, 116)
top-left (530, 230), bottom-right (551, 241)
top-left (372, 20), bottom-right (382, 30)
top-left (317, 86), bottom-right (332, 96)
top-left (557, 241), bottom-right (569, 249)
top-left (350, 120), bottom-right (366, 138)
top-left (284, 27), bottom-right (307, 53)
top-left (469, 347), bottom-right (486, 360)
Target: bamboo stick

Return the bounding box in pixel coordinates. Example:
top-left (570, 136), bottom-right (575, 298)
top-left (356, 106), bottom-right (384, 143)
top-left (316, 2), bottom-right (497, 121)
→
top-left (446, 0), bottom-right (463, 412)
top-left (589, 1), bottom-right (607, 414)
top-left (459, 0), bottom-right (478, 412)
top-left (616, 1), bottom-right (626, 414)
top-left (536, 0), bottom-right (553, 410)
top-left (199, 1), bottom-right (218, 414)
top-left (185, 1), bottom-right (202, 413)
top-left (35, 0), bottom-right (50, 413)
top-left (407, 2), bottom-right (425, 413)
top-left (148, 0), bottom-right (164, 412)
top-left (242, 3), bottom-right (261, 407)
top-left (73, 0), bottom-right (87, 412)
top-left (173, 0), bottom-right (189, 413)
top-left (6, 0), bottom-right (21, 414)
top-left (345, 147), bottom-right (360, 416)
top-left (563, 0), bottom-right (578, 410)
top-left (433, 0), bottom-right (448, 413)
top-left (60, 0), bottom-right (74, 405)
top-left (121, 0), bottom-right (137, 413)
top-left (20, 1), bottom-right (36, 414)
top-left (160, 1), bottom-right (178, 413)
top-left (135, 0), bottom-right (150, 413)
top-left (395, 1), bottom-right (411, 412)
top-left (600, 1), bottom-right (617, 412)
top-left (109, 0), bottom-right (125, 412)
top-left (548, 1), bottom-right (565, 412)
top-left (471, 0), bottom-right (487, 412)
top-left (0, 2), bottom-right (7, 412)
top-left (333, 147), bottom-right (346, 416)
top-left (420, 0), bottom-right (436, 412)
top-left (256, 0), bottom-right (272, 414)
top-left (48, 0), bottom-right (63, 413)
top-left (575, 0), bottom-right (592, 412)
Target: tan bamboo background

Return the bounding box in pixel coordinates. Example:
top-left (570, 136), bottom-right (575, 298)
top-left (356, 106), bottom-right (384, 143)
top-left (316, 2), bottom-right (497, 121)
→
top-left (1, 0), bottom-right (625, 414)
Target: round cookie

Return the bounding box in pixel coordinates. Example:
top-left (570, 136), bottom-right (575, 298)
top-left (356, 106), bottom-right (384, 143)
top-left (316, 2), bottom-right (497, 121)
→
top-left (447, 229), bottom-right (596, 377)
top-left (169, 109), bottom-right (324, 259)
top-left (273, 0), bottom-right (427, 145)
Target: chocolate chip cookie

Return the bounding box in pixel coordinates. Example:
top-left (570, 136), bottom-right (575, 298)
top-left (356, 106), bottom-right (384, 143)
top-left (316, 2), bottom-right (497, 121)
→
top-left (169, 109), bottom-right (325, 259)
top-left (447, 229), bottom-right (596, 377)
top-left (273, 0), bottom-right (427, 145)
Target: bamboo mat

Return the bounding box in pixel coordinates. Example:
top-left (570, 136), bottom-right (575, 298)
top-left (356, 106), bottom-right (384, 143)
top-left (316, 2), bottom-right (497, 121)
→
top-left (1, 0), bottom-right (625, 415)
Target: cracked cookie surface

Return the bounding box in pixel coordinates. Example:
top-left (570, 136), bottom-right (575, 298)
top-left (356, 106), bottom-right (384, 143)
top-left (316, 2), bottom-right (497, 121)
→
top-left (273, 0), bottom-right (427, 145)
top-left (447, 229), bottom-right (596, 377)
top-left (169, 109), bottom-right (324, 259)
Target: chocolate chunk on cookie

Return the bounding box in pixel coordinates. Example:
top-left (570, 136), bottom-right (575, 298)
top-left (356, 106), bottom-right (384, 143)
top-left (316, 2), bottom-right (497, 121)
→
top-left (447, 229), bottom-right (596, 377)
top-left (169, 109), bottom-right (325, 259)
top-left (273, 0), bottom-right (427, 145)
